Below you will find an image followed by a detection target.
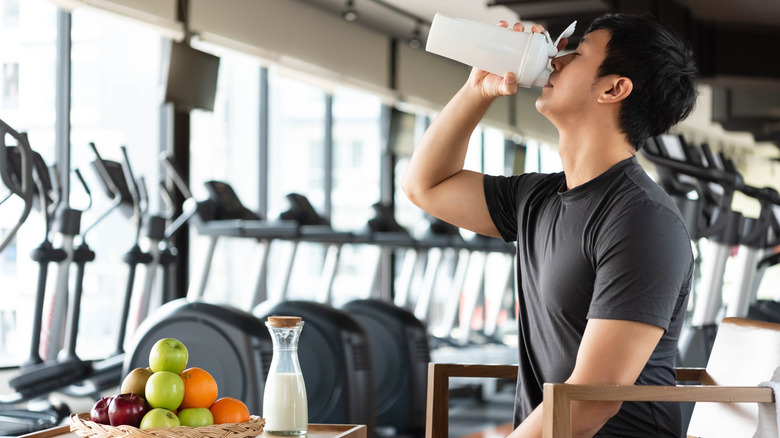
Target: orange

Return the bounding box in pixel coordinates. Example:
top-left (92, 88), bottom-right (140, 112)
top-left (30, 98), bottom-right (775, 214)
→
top-left (209, 397), bottom-right (250, 424)
top-left (179, 367), bottom-right (219, 409)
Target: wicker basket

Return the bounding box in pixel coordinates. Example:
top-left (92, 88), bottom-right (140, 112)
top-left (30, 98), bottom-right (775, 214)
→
top-left (70, 413), bottom-right (265, 438)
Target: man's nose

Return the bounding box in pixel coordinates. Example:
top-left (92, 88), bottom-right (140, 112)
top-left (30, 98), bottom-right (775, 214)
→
top-left (551, 53), bottom-right (573, 71)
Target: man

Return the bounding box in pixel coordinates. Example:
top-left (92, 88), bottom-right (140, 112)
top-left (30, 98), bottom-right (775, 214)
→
top-left (402, 13), bottom-right (697, 437)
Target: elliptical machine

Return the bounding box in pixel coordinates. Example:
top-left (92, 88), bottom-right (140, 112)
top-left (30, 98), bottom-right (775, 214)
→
top-left (0, 119), bottom-right (74, 435)
top-left (0, 119), bottom-right (34, 252)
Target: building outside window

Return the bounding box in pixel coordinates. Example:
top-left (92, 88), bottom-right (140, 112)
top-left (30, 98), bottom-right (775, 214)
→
top-left (2, 62), bottom-right (19, 108)
top-left (265, 71), bottom-right (327, 301)
top-left (0, 0), bottom-right (57, 367)
top-left (329, 86), bottom-right (382, 304)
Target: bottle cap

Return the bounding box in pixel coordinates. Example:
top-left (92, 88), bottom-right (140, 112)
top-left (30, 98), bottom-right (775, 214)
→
top-left (554, 21), bottom-right (577, 48)
top-left (267, 316), bottom-right (303, 327)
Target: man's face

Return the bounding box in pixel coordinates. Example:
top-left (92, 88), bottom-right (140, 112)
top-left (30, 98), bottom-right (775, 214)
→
top-left (535, 29), bottom-right (612, 123)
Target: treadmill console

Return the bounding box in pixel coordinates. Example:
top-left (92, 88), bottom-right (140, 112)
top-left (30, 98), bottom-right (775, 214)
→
top-left (204, 180), bottom-right (260, 221)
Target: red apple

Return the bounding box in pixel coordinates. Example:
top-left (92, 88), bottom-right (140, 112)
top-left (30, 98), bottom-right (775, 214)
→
top-left (90, 396), bottom-right (113, 424)
top-left (108, 393), bottom-right (150, 427)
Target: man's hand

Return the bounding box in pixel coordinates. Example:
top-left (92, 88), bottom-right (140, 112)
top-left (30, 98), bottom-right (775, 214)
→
top-left (467, 22), bottom-right (569, 99)
top-left (402, 19), bottom-right (568, 238)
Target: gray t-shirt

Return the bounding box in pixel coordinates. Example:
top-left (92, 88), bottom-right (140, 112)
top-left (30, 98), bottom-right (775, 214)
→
top-left (484, 157), bottom-right (693, 437)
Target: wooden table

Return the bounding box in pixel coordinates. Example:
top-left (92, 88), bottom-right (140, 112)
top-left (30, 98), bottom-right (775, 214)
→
top-left (20, 424), bottom-right (366, 438)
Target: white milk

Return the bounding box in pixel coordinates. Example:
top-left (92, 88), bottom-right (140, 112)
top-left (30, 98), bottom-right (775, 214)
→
top-left (263, 372), bottom-right (308, 435)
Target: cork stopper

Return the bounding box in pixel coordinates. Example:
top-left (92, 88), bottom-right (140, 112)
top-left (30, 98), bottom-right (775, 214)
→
top-left (267, 316), bottom-right (302, 327)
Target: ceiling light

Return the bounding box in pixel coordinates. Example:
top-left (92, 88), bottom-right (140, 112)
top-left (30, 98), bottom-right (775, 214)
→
top-left (407, 21), bottom-right (423, 49)
top-left (342, 0), bottom-right (358, 22)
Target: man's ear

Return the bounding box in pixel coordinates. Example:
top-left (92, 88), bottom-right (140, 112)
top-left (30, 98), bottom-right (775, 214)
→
top-left (598, 76), bottom-right (632, 104)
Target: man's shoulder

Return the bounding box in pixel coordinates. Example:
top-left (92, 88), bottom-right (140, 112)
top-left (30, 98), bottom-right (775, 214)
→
top-left (623, 164), bottom-right (684, 216)
top-left (488, 170), bottom-right (563, 184)
top-left (485, 170), bottom-right (565, 200)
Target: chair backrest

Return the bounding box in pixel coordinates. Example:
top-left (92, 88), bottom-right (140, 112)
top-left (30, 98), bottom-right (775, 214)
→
top-left (687, 317), bottom-right (780, 437)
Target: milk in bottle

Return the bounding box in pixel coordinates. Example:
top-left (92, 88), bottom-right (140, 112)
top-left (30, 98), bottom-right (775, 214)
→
top-left (263, 316), bottom-right (307, 435)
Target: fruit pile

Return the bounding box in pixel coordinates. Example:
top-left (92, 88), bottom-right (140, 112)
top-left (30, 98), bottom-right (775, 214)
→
top-left (90, 338), bottom-right (251, 429)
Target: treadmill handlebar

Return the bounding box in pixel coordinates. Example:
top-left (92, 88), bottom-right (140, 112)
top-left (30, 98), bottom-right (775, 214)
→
top-left (739, 185), bottom-right (780, 206)
top-left (644, 136), bottom-right (780, 246)
top-left (643, 149), bottom-right (743, 189)
top-left (644, 138), bottom-right (780, 206)
top-left (758, 251), bottom-right (780, 270)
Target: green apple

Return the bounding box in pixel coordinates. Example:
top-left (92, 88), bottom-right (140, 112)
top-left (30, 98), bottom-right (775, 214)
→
top-left (145, 371), bottom-right (185, 411)
top-left (140, 408), bottom-right (180, 429)
top-left (178, 408), bottom-right (214, 427)
top-left (121, 367), bottom-right (153, 397)
top-left (149, 338), bottom-right (188, 374)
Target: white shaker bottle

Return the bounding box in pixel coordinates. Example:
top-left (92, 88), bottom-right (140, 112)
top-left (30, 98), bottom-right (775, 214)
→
top-left (426, 13), bottom-right (576, 88)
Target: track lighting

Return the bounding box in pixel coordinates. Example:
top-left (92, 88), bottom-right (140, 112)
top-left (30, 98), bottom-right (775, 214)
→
top-left (407, 20), bottom-right (423, 49)
top-left (342, 0), bottom-right (358, 22)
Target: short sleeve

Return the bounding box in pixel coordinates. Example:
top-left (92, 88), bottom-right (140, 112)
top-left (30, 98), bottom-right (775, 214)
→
top-left (484, 172), bottom-right (559, 243)
top-left (483, 174), bottom-right (521, 242)
top-left (588, 201), bottom-right (693, 330)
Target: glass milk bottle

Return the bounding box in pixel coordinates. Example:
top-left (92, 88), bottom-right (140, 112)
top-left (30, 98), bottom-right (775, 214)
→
top-left (263, 316), bottom-right (308, 435)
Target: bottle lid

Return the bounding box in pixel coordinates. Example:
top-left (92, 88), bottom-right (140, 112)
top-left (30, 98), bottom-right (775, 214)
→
top-left (267, 316), bottom-right (302, 327)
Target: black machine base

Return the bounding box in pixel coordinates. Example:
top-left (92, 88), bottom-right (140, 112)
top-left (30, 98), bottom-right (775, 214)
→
top-left (341, 299), bottom-right (429, 437)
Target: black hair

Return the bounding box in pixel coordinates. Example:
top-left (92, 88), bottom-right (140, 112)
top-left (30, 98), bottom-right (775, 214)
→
top-left (585, 14), bottom-right (698, 150)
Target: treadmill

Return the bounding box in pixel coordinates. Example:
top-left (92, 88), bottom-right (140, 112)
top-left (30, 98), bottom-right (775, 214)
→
top-left (727, 184), bottom-right (780, 321)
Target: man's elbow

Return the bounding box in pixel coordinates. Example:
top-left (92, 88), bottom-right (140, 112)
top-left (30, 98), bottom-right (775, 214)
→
top-left (400, 172), bottom-right (422, 206)
top-left (571, 400), bottom-right (622, 437)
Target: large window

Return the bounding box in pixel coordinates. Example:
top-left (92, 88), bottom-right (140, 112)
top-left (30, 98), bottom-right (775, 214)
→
top-left (68, 8), bottom-right (163, 359)
top-left (267, 73), bottom-right (327, 216)
top-left (189, 45), bottom-right (261, 309)
top-left (0, 0), bottom-right (543, 369)
top-left (265, 72), bottom-right (328, 302)
top-left (331, 87), bottom-right (381, 231)
top-left (393, 111), bottom-right (428, 230)
top-left (329, 86), bottom-right (382, 304)
top-left (188, 66), bottom-right (387, 307)
top-left (0, 0), bottom-right (58, 367)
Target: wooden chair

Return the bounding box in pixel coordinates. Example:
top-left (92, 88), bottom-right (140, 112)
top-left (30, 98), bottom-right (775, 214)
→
top-left (426, 317), bottom-right (779, 438)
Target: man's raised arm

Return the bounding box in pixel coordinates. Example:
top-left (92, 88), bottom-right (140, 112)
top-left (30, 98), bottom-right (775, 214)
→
top-left (401, 29), bottom-right (523, 238)
top-left (401, 22), bottom-right (563, 238)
